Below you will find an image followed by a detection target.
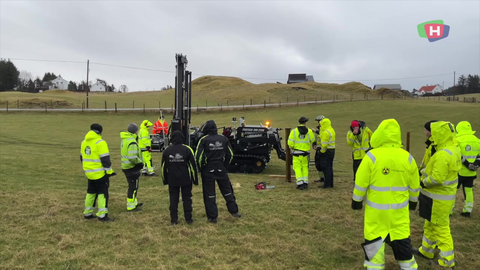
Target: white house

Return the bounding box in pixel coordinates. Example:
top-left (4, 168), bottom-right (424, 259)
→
top-left (49, 76), bottom-right (69, 90)
top-left (418, 84), bottom-right (443, 96)
top-left (90, 81), bottom-right (106, 92)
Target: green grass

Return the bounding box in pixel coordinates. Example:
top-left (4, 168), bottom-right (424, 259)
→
top-left (1, 100), bottom-right (480, 269)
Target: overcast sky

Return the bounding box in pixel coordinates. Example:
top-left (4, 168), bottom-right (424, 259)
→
top-left (1, 0), bottom-right (479, 91)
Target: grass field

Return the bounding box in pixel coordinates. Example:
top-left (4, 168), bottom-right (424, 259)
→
top-left (0, 76), bottom-right (406, 110)
top-left (1, 100), bottom-right (479, 269)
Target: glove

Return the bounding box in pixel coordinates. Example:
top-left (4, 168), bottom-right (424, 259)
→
top-left (468, 163), bottom-right (479, 171)
top-left (409, 201), bottom-right (417, 211)
top-left (107, 172), bottom-right (117, 177)
top-left (147, 146), bottom-right (152, 152)
top-left (351, 200), bottom-right (363, 210)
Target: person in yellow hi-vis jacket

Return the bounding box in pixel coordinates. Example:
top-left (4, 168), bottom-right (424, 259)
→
top-left (352, 119), bottom-right (420, 270)
top-left (413, 121), bottom-right (462, 269)
top-left (347, 120), bottom-right (373, 181)
top-left (318, 117), bottom-right (336, 188)
top-left (81, 123), bottom-right (116, 222)
top-left (139, 120), bottom-right (155, 176)
top-left (455, 121), bottom-right (480, 217)
top-left (419, 120), bottom-right (438, 172)
top-left (288, 117), bottom-right (315, 190)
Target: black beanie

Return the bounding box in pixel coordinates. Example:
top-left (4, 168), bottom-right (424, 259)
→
top-left (424, 120), bottom-right (438, 132)
top-left (91, 123), bottom-right (103, 134)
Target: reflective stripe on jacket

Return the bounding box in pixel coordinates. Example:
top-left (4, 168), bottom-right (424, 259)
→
top-left (353, 119), bottom-right (420, 241)
top-left (80, 131), bottom-right (113, 180)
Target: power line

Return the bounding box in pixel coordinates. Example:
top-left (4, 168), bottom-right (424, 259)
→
top-left (90, 62), bottom-right (175, 73)
top-left (5, 57), bottom-right (85, 64)
top-left (3, 57), bottom-right (455, 83)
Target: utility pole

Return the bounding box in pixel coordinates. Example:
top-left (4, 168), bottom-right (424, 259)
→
top-left (86, 59), bottom-right (90, 109)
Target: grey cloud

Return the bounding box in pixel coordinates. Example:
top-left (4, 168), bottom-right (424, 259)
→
top-left (1, 1), bottom-right (478, 91)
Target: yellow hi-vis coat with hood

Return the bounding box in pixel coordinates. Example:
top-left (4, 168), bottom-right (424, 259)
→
top-left (139, 120), bottom-right (153, 150)
top-left (347, 121), bottom-right (372, 160)
top-left (456, 121), bottom-right (480, 177)
top-left (419, 121), bottom-right (462, 223)
top-left (352, 119), bottom-right (420, 241)
top-left (318, 118), bottom-right (336, 153)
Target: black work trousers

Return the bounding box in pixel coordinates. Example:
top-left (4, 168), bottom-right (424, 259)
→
top-left (320, 149), bottom-right (335, 187)
top-left (202, 168), bottom-right (239, 219)
top-left (169, 184), bottom-right (193, 222)
top-left (125, 170), bottom-right (140, 200)
top-left (353, 159), bottom-right (362, 181)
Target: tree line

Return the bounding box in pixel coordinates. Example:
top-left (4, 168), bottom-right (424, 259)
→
top-left (0, 59), bottom-right (126, 93)
top-left (443, 74), bottom-right (480, 95)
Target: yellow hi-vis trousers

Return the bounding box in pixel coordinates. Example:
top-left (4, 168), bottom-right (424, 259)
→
top-left (419, 220), bottom-right (455, 267)
top-left (364, 242), bottom-right (418, 269)
top-left (293, 155), bottom-right (309, 185)
top-left (142, 151), bottom-right (154, 173)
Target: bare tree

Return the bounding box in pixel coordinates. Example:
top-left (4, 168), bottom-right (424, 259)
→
top-left (18, 70), bottom-right (33, 90)
top-left (119, 85), bottom-right (129, 93)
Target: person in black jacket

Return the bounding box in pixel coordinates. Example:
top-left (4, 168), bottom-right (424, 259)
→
top-left (195, 120), bottom-right (241, 223)
top-left (161, 131), bottom-right (198, 225)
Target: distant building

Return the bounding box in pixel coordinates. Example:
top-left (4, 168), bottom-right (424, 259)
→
top-left (90, 81), bottom-right (106, 92)
top-left (417, 84), bottom-right (443, 96)
top-left (372, 84), bottom-right (402, 90)
top-left (45, 76), bottom-right (68, 90)
top-left (287, 73), bottom-right (315, 84)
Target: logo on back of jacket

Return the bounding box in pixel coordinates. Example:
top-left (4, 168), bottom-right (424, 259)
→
top-left (209, 141), bottom-right (224, 150)
top-left (85, 146), bottom-right (91, 156)
top-left (169, 153), bottom-right (184, 162)
top-left (382, 168), bottom-right (390, 175)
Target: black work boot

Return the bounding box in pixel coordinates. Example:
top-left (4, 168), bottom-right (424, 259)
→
top-left (461, 212), bottom-right (471, 217)
top-left (303, 183), bottom-right (309, 189)
top-left (171, 220), bottom-right (179, 225)
top-left (412, 248), bottom-right (430, 260)
top-left (296, 184), bottom-right (305, 190)
top-left (84, 214), bottom-right (96, 220)
top-left (136, 202), bottom-right (144, 208)
top-left (231, 212), bottom-right (242, 218)
top-left (207, 218), bottom-right (217, 224)
top-left (186, 219), bottom-right (194, 224)
top-left (98, 215), bottom-right (114, 222)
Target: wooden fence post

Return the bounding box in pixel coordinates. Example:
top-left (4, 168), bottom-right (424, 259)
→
top-left (115, 103), bottom-right (117, 113)
top-left (250, 99), bottom-right (252, 105)
top-left (105, 101), bottom-right (107, 112)
top-left (6, 101), bottom-right (8, 112)
top-left (406, 132), bottom-right (411, 152)
top-left (133, 101), bottom-right (135, 109)
top-left (297, 99), bottom-right (299, 106)
top-left (285, 128), bottom-right (292, 183)
top-left (264, 100), bottom-right (266, 109)
top-left (17, 99), bottom-right (19, 108)
top-left (44, 103), bottom-right (47, 112)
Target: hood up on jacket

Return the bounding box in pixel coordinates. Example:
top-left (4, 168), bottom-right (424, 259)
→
top-left (431, 121), bottom-right (457, 147)
top-left (203, 120), bottom-right (218, 135)
top-left (170, 130), bottom-right (185, 145)
top-left (319, 118), bottom-right (332, 132)
top-left (456, 121), bottom-right (476, 136)
top-left (370, 119), bottom-right (402, 149)
top-left (141, 120), bottom-right (153, 128)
